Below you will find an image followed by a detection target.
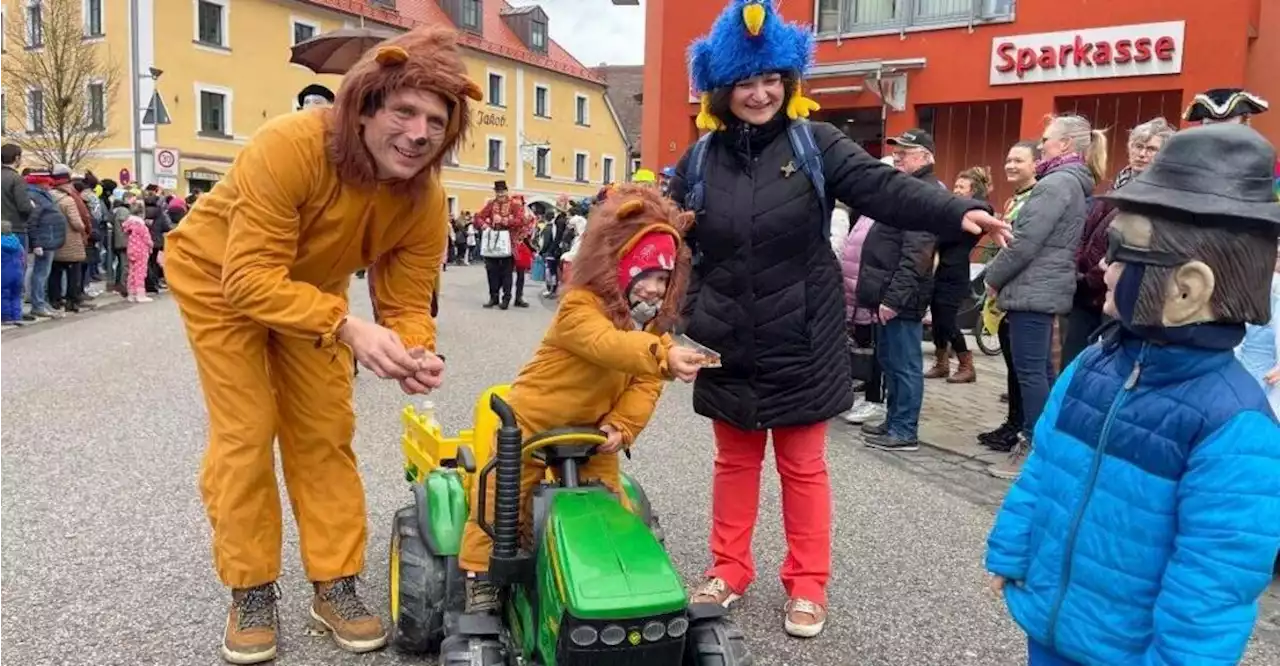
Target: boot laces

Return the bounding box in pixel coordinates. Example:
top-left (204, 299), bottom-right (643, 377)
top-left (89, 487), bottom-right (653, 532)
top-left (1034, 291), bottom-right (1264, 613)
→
top-left (236, 583), bottom-right (279, 630)
top-left (323, 576), bottom-right (372, 621)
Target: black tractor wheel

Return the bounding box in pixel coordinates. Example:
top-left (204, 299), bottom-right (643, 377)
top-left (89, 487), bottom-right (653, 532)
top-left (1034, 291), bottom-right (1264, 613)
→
top-left (440, 635), bottom-right (507, 666)
top-left (684, 616), bottom-right (754, 666)
top-left (621, 472), bottom-right (665, 547)
top-left (388, 505), bottom-right (447, 654)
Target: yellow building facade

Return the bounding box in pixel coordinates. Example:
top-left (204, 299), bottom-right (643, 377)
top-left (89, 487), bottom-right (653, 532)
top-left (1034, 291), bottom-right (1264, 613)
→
top-left (1, 0), bottom-right (628, 214)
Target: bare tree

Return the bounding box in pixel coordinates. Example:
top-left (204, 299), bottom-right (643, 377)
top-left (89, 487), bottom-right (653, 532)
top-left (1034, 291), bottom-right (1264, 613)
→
top-left (2, 0), bottom-right (123, 170)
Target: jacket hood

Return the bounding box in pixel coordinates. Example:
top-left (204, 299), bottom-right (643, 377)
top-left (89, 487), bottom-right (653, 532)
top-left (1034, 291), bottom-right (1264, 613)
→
top-left (567, 184), bottom-right (694, 332)
top-left (1051, 161), bottom-right (1096, 198)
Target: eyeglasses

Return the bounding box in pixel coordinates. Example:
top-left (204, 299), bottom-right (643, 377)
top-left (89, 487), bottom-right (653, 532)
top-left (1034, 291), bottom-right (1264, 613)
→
top-left (1105, 226), bottom-right (1185, 267)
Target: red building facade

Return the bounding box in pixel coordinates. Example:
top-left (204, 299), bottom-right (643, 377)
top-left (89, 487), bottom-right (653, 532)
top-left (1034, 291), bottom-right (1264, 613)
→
top-left (641, 0), bottom-right (1279, 203)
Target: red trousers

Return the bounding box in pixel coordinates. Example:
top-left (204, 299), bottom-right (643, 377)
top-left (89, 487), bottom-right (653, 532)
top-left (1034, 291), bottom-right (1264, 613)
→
top-left (708, 420), bottom-right (831, 605)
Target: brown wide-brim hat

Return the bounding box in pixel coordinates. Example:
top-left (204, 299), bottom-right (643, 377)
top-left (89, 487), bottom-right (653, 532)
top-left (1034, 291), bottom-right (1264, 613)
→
top-left (1100, 123), bottom-right (1280, 228)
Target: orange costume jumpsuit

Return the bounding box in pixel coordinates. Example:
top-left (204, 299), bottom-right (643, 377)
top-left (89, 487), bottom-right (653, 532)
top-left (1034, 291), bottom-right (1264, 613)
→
top-left (458, 288), bottom-right (672, 573)
top-left (164, 110), bottom-right (447, 590)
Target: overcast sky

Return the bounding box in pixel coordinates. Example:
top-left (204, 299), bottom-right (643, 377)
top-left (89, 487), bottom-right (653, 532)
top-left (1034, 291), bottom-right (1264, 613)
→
top-left (509, 0), bottom-right (645, 66)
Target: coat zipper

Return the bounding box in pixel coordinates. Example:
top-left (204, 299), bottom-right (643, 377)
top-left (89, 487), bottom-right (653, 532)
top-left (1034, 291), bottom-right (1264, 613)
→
top-left (1044, 342), bottom-right (1148, 650)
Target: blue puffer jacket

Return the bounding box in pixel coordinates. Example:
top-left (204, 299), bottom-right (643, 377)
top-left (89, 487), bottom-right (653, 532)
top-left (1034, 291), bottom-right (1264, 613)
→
top-left (987, 329), bottom-right (1280, 665)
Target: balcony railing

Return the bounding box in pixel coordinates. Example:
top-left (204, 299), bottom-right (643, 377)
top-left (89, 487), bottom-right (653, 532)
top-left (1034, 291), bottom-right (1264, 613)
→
top-left (815, 0), bottom-right (1015, 37)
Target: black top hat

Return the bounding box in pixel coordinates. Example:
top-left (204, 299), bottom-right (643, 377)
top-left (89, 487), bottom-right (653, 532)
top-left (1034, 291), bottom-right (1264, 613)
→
top-left (297, 84), bottom-right (335, 109)
top-left (493, 180), bottom-right (508, 193)
top-left (1183, 88), bottom-right (1269, 123)
top-left (1100, 123), bottom-right (1280, 227)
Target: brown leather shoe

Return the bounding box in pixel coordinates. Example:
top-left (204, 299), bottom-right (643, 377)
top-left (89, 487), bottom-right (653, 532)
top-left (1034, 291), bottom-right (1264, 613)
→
top-left (690, 577), bottom-right (742, 608)
top-left (310, 576), bottom-right (388, 653)
top-left (783, 598), bottom-right (827, 638)
top-left (222, 584), bottom-right (279, 665)
top-left (924, 345), bottom-right (950, 379)
top-left (947, 351), bottom-right (977, 383)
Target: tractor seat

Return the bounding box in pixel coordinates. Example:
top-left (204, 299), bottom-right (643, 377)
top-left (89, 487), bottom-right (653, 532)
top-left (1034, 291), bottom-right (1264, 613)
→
top-left (524, 427), bottom-right (606, 463)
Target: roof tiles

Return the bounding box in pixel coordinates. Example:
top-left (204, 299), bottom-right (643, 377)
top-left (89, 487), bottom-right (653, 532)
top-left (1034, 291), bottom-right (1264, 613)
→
top-left (301, 0), bottom-right (602, 84)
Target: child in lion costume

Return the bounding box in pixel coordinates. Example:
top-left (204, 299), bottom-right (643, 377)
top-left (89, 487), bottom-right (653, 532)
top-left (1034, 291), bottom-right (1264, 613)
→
top-left (456, 184), bottom-right (709, 612)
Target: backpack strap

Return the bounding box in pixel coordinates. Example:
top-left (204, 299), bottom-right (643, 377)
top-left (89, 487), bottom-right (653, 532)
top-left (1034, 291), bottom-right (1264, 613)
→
top-left (786, 119), bottom-right (831, 238)
top-left (683, 132), bottom-right (715, 265)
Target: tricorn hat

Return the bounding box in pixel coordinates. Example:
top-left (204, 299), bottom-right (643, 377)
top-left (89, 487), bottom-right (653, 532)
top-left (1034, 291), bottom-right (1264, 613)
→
top-left (1183, 88), bottom-right (1269, 123)
top-left (1100, 123), bottom-right (1280, 227)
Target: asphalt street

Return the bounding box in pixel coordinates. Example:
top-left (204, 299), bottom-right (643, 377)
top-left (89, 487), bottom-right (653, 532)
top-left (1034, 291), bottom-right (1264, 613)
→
top-left (3, 264), bottom-right (1277, 666)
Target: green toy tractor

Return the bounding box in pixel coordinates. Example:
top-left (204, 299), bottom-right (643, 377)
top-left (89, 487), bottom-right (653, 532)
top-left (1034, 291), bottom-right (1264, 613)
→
top-left (388, 386), bottom-right (753, 665)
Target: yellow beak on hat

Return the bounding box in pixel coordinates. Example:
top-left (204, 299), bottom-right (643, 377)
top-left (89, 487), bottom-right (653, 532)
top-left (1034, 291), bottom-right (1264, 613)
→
top-left (743, 3), bottom-right (765, 37)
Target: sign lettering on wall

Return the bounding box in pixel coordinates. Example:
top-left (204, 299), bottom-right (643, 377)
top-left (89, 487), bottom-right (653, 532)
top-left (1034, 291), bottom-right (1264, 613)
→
top-left (478, 111), bottom-right (507, 127)
top-left (990, 21), bottom-right (1185, 86)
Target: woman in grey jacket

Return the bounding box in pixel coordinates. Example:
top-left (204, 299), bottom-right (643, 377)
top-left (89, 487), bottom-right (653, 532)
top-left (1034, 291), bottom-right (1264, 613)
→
top-left (983, 114), bottom-right (1107, 479)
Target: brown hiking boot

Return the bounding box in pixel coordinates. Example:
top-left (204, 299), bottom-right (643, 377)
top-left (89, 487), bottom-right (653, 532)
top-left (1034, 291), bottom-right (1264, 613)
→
top-left (947, 351), bottom-right (977, 383)
top-left (310, 576), bottom-right (387, 653)
top-left (924, 345), bottom-right (951, 379)
top-left (465, 576), bottom-right (501, 614)
top-left (222, 584), bottom-right (279, 665)
top-left (691, 577), bottom-right (742, 607)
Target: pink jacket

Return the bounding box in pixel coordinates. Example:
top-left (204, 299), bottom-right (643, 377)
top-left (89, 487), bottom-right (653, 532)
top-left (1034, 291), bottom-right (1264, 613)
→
top-left (840, 216), bottom-right (876, 325)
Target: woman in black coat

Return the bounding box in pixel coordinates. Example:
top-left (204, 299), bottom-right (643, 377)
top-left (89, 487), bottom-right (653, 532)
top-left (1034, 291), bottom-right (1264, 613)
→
top-left (673, 2), bottom-right (1005, 638)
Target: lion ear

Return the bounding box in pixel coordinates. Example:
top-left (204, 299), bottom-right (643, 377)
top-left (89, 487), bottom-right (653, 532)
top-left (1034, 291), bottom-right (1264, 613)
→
top-left (616, 199), bottom-right (645, 219)
top-left (375, 45), bottom-right (410, 66)
top-left (460, 78), bottom-right (484, 101)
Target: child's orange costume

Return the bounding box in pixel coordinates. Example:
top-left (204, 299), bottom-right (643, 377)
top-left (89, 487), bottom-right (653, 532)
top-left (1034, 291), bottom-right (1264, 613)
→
top-left (458, 186), bottom-right (694, 573)
top-left (164, 27), bottom-right (481, 590)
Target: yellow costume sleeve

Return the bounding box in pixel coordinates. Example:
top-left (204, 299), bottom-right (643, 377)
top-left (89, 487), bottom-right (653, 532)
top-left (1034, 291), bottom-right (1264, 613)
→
top-left (219, 123), bottom-right (348, 343)
top-left (544, 290), bottom-right (672, 378)
top-left (371, 182), bottom-right (447, 350)
top-left (602, 370), bottom-right (666, 446)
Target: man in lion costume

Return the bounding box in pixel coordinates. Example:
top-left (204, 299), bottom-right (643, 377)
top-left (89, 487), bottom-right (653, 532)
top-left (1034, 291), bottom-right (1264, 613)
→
top-left (162, 26), bottom-right (481, 664)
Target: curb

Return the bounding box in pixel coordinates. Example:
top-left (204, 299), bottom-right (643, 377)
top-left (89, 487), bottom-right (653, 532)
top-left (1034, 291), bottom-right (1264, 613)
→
top-left (1, 292), bottom-right (168, 339)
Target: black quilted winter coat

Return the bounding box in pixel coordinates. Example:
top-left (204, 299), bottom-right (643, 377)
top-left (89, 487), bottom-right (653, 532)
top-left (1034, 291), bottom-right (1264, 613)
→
top-left (668, 117), bottom-right (987, 431)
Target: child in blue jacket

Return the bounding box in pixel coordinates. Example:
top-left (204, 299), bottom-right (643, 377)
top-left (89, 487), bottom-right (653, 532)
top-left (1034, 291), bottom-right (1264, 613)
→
top-left (986, 124), bottom-right (1280, 665)
top-left (1, 219), bottom-right (24, 324)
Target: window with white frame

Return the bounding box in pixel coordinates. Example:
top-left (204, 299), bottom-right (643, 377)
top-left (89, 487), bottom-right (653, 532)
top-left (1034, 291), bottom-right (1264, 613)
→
top-left (26, 1), bottom-right (44, 48)
top-left (83, 0), bottom-right (103, 37)
top-left (574, 152), bottom-right (588, 182)
top-left (487, 138), bottom-right (504, 171)
top-left (574, 93), bottom-right (589, 126)
top-left (86, 81), bottom-right (105, 130)
top-left (196, 0), bottom-right (227, 48)
top-left (487, 72), bottom-right (505, 107)
top-left (534, 84), bottom-right (550, 118)
top-left (459, 0), bottom-right (480, 31)
top-left (291, 18), bottom-right (318, 46)
top-left (535, 147), bottom-right (550, 178)
top-left (27, 87), bottom-right (44, 133)
top-left (444, 145), bottom-right (459, 166)
top-left (602, 156), bottom-right (614, 184)
top-left (630, 157), bottom-right (641, 175)
top-left (197, 86), bottom-right (231, 136)
top-left (447, 196), bottom-right (458, 219)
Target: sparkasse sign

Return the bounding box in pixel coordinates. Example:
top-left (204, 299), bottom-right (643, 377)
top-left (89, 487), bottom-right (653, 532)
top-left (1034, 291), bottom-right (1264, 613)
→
top-left (990, 21), bottom-right (1185, 86)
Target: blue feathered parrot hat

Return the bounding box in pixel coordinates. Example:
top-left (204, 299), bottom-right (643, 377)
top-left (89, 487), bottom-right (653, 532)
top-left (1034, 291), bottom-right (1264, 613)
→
top-left (687, 0), bottom-right (820, 132)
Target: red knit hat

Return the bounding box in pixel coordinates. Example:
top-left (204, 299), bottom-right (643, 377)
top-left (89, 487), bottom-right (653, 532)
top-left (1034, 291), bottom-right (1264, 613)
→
top-left (617, 231), bottom-right (677, 295)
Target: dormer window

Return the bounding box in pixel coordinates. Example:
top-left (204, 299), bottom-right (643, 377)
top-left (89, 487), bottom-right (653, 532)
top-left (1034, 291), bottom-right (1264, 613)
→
top-left (499, 4), bottom-right (548, 54)
top-left (530, 17), bottom-right (546, 51)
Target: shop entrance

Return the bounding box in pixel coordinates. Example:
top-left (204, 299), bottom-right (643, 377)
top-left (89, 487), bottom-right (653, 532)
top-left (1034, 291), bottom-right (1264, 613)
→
top-left (915, 99), bottom-right (1024, 205)
top-left (811, 107), bottom-right (884, 158)
top-left (1055, 90), bottom-right (1184, 183)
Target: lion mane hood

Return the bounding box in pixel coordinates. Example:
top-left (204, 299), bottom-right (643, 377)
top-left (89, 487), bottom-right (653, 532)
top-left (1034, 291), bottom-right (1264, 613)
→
top-left (326, 26), bottom-right (482, 196)
top-left (568, 184), bottom-right (694, 333)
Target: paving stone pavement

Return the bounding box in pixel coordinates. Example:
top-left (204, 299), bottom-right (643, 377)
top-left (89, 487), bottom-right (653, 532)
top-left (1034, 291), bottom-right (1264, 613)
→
top-left (845, 339), bottom-right (1280, 641)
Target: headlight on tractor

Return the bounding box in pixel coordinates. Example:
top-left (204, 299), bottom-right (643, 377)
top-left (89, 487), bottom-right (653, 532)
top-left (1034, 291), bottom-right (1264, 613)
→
top-left (558, 611), bottom-right (689, 664)
top-left (570, 625), bottom-right (599, 646)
